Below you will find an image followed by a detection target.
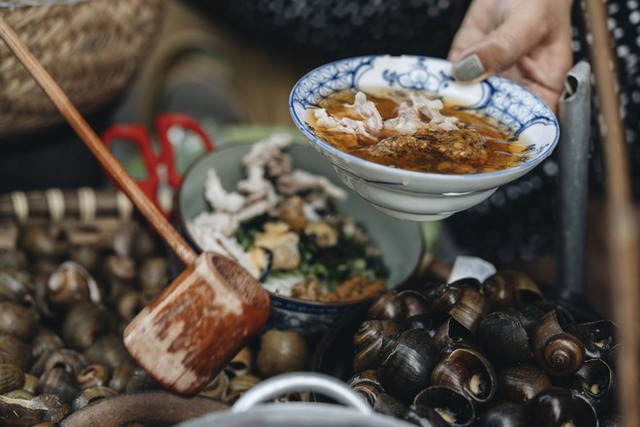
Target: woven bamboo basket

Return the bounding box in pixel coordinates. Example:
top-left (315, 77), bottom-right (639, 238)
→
top-left (0, 0), bottom-right (166, 139)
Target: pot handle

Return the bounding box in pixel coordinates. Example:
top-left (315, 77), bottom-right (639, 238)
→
top-left (231, 372), bottom-right (373, 415)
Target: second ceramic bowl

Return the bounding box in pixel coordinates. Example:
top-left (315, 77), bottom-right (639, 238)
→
top-left (177, 139), bottom-right (425, 336)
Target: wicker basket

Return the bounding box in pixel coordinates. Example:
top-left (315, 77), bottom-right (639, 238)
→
top-left (0, 0), bottom-right (166, 139)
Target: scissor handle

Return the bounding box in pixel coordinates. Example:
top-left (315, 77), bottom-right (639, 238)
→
top-left (101, 125), bottom-right (159, 205)
top-left (155, 113), bottom-right (215, 188)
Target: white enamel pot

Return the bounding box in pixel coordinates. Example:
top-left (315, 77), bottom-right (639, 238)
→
top-left (177, 372), bottom-right (414, 427)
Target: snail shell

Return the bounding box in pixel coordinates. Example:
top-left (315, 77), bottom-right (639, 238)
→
top-left (0, 394), bottom-right (69, 426)
top-left (566, 358), bottom-right (615, 413)
top-left (256, 329), bottom-right (309, 378)
top-left (139, 256), bottom-right (169, 300)
top-left (403, 406), bottom-right (450, 427)
top-left (367, 290), bottom-right (430, 322)
top-left (62, 302), bottom-right (113, 351)
top-left (0, 352), bottom-right (25, 394)
top-left (373, 393), bottom-right (408, 419)
top-left (71, 386), bottom-right (118, 411)
top-left (101, 254), bottom-right (137, 302)
top-left (23, 373), bottom-right (38, 394)
top-left (20, 226), bottom-right (68, 260)
top-left (497, 364), bottom-right (551, 404)
top-left (411, 386), bottom-right (476, 427)
top-left (69, 244), bottom-right (99, 273)
top-left (32, 259), bottom-right (60, 279)
top-left (431, 347), bottom-right (497, 408)
top-left (132, 224), bottom-right (161, 259)
top-left (399, 290), bottom-right (431, 319)
top-left (431, 280), bottom-right (488, 332)
top-left (116, 290), bottom-right (143, 322)
top-left (353, 319), bottom-right (399, 373)
top-left (31, 329), bottom-right (64, 361)
top-left (108, 364), bottom-right (136, 393)
top-left (529, 387), bottom-right (598, 427)
top-left (76, 364), bottom-right (110, 389)
top-left (47, 262), bottom-right (101, 313)
top-left (40, 349), bottom-right (88, 376)
top-left (378, 328), bottom-right (437, 403)
top-left (399, 313), bottom-right (437, 335)
top-left (83, 335), bottom-right (133, 368)
top-left (224, 346), bottom-right (253, 379)
top-left (477, 310), bottom-right (532, 367)
top-left (480, 270), bottom-right (543, 312)
top-left (102, 253), bottom-right (137, 282)
top-left (125, 367), bottom-right (162, 393)
top-left (509, 303), bottom-right (545, 334)
top-left (71, 385), bottom-right (117, 411)
top-left (0, 249), bottom-right (27, 271)
top-left (199, 372), bottom-right (230, 400)
top-left (347, 370), bottom-right (383, 405)
top-left (476, 401), bottom-right (529, 427)
top-left (0, 301), bottom-right (39, 341)
top-left (533, 311), bottom-right (585, 377)
top-left (0, 334), bottom-right (31, 371)
top-left (368, 291), bottom-right (404, 321)
top-left (433, 318), bottom-right (474, 352)
top-left (0, 270), bottom-right (33, 303)
top-left (569, 319), bottom-right (619, 364)
top-left (37, 367), bottom-right (80, 404)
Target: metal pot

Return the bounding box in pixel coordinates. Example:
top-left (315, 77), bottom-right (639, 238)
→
top-left (178, 372), bottom-right (413, 427)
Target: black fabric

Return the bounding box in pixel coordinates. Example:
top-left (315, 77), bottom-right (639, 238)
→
top-left (185, 0), bottom-right (471, 65)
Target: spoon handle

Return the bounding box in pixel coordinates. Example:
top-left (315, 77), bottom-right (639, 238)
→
top-left (0, 16), bottom-right (197, 266)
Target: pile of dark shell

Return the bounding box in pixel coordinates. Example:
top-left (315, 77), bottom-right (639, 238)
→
top-left (0, 221), bottom-right (311, 426)
top-left (348, 271), bottom-right (620, 426)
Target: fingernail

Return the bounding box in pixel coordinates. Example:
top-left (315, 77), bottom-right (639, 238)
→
top-left (454, 54), bottom-right (485, 82)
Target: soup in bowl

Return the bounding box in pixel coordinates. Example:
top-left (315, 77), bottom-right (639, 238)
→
top-left (289, 55), bottom-right (559, 221)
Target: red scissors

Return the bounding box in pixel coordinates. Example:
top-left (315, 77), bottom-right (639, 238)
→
top-left (101, 113), bottom-right (215, 218)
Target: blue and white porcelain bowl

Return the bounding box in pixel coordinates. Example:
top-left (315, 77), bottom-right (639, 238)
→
top-left (289, 55), bottom-right (560, 221)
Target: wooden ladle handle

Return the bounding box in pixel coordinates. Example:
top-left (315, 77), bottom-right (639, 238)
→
top-left (0, 16), bottom-right (197, 266)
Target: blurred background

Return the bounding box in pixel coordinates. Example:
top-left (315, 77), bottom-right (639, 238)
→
top-left (0, 0), bottom-right (616, 318)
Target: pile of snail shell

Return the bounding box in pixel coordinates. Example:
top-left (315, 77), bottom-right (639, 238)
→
top-left (0, 222), bottom-right (311, 426)
top-left (348, 272), bottom-right (619, 426)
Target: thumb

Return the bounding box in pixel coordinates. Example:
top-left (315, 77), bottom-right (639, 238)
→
top-left (452, 12), bottom-right (547, 82)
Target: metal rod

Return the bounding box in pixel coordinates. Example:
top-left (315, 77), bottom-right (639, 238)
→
top-left (557, 60), bottom-right (591, 295)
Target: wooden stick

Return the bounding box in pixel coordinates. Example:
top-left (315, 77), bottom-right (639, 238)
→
top-left (582, 1), bottom-right (640, 426)
top-left (0, 16), bottom-right (197, 267)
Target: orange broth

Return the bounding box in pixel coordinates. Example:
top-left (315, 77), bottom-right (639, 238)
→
top-left (309, 89), bottom-right (526, 174)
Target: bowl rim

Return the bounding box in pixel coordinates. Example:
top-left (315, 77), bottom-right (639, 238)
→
top-left (176, 140), bottom-right (426, 308)
top-left (288, 54), bottom-right (560, 183)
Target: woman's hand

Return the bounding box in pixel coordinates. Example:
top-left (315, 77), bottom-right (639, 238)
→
top-left (449, 0), bottom-right (574, 113)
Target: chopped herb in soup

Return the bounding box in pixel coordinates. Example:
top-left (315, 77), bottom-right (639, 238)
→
top-left (187, 134), bottom-right (389, 303)
top-left (307, 88), bottom-right (525, 174)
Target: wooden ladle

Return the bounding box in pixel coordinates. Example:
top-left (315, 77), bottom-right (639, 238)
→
top-left (0, 16), bottom-right (271, 396)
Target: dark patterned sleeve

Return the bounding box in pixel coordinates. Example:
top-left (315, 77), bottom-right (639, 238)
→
top-left (185, 0), bottom-right (471, 65)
